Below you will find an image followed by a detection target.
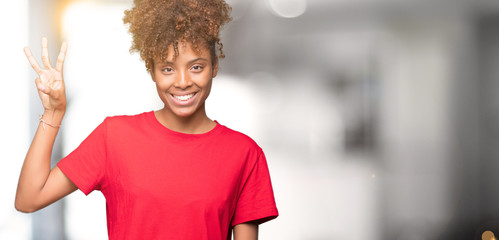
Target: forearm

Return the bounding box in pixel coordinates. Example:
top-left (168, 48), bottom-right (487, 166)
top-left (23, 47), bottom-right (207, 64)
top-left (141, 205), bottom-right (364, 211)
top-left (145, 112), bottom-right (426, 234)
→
top-left (15, 110), bottom-right (64, 212)
top-left (233, 222), bottom-right (258, 240)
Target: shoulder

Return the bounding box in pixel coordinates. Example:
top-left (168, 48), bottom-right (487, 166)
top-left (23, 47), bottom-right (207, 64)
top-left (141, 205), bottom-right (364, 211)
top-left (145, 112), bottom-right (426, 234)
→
top-left (96, 111), bottom-right (153, 136)
top-left (217, 124), bottom-right (263, 154)
top-left (103, 111), bottom-right (151, 127)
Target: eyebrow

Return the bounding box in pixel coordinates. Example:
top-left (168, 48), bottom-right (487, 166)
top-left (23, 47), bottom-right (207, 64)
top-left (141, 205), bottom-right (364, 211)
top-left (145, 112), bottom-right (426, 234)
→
top-left (188, 57), bottom-right (209, 65)
top-left (159, 57), bottom-right (209, 66)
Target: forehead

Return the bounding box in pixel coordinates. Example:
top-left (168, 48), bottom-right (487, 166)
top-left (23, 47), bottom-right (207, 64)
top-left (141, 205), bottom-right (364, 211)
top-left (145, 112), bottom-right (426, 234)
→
top-left (162, 41), bottom-right (211, 62)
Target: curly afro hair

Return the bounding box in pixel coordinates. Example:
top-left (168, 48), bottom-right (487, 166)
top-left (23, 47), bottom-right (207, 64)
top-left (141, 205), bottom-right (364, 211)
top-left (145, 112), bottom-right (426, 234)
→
top-left (123, 0), bottom-right (232, 72)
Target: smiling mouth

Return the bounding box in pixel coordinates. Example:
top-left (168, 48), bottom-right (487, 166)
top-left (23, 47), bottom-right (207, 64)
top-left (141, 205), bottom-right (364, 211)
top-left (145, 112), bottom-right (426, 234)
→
top-left (172, 93), bottom-right (196, 101)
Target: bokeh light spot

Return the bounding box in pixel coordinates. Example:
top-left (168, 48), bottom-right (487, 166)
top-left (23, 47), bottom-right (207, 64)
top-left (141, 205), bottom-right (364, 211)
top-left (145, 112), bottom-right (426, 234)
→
top-left (268, 0), bottom-right (306, 18)
top-left (482, 230), bottom-right (495, 240)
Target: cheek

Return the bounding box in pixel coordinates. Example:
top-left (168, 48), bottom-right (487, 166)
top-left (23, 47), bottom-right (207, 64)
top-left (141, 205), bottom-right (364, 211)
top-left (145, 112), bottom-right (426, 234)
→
top-left (155, 82), bottom-right (172, 101)
top-left (200, 80), bottom-right (213, 102)
top-left (199, 75), bottom-right (213, 91)
top-left (154, 76), bottom-right (172, 90)
top-left (156, 80), bottom-right (168, 89)
top-left (154, 81), bottom-right (164, 92)
top-left (205, 79), bottom-right (213, 94)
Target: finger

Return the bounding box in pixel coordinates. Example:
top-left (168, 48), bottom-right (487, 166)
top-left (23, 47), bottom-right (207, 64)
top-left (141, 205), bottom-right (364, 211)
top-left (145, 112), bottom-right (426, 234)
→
top-left (24, 47), bottom-right (43, 75)
top-left (35, 77), bottom-right (51, 95)
top-left (54, 42), bottom-right (68, 72)
top-left (41, 37), bottom-right (52, 69)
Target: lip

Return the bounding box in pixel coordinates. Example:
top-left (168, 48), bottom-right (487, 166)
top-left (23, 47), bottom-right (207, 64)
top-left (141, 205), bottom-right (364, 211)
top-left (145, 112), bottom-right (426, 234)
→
top-left (169, 92), bottom-right (197, 106)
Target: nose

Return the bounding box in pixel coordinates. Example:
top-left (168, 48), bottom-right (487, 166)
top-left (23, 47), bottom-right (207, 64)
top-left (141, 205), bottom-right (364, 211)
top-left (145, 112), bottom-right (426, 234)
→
top-left (174, 70), bottom-right (192, 89)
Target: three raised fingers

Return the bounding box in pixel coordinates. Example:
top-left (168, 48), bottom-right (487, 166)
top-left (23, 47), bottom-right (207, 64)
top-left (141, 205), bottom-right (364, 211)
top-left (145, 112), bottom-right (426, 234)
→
top-left (24, 37), bottom-right (68, 73)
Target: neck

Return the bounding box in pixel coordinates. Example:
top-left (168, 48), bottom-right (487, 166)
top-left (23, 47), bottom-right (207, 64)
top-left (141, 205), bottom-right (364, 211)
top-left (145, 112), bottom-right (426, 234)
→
top-left (154, 105), bottom-right (216, 134)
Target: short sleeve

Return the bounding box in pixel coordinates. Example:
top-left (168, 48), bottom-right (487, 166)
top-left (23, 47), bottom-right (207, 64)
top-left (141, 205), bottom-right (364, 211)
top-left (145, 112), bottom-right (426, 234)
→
top-left (231, 151), bottom-right (279, 226)
top-left (57, 118), bottom-right (108, 195)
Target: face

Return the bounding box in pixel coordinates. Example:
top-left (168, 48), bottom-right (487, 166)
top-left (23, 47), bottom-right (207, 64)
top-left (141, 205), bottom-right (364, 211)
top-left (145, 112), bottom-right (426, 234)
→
top-left (151, 42), bottom-right (218, 118)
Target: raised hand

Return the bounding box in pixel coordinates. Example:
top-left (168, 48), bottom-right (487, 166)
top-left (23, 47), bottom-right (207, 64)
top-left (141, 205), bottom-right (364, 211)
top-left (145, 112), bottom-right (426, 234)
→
top-left (24, 37), bottom-right (68, 112)
top-left (16, 39), bottom-right (77, 214)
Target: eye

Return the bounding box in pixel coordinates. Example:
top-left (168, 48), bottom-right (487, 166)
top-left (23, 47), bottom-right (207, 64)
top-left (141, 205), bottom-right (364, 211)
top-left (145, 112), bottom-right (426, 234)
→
top-left (191, 65), bottom-right (204, 72)
top-left (162, 67), bottom-right (174, 73)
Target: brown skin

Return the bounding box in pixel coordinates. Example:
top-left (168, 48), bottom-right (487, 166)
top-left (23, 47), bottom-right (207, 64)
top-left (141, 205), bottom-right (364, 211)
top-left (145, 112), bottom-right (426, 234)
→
top-left (15, 37), bottom-right (77, 213)
top-left (16, 38), bottom-right (257, 238)
top-left (151, 41), bottom-right (217, 133)
top-left (234, 222), bottom-right (259, 240)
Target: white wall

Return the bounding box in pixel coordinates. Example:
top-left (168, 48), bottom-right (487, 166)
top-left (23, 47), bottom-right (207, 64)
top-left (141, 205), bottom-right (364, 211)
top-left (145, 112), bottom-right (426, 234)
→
top-left (0, 0), bottom-right (32, 239)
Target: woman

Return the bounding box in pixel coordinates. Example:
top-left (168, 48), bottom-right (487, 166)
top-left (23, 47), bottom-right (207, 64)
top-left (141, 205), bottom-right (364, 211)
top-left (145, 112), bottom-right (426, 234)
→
top-left (15, 0), bottom-right (279, 239)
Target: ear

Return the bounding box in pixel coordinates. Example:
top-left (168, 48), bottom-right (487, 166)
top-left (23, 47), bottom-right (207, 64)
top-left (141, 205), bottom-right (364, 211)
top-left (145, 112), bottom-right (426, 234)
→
top-left (212, 58), bottom-right (219, 78)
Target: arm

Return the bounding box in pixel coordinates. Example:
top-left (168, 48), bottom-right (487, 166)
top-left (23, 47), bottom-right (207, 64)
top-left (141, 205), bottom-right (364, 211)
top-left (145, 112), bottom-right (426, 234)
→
top-left (233, 222), bottom-right (259, 240)
top-left (15, 38), bottom-right (77, 213)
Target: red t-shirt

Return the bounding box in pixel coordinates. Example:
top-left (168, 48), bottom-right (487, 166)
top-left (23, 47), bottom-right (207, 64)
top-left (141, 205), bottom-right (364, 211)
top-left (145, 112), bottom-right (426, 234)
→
top-left (57, 111), bottom-right (278, 239)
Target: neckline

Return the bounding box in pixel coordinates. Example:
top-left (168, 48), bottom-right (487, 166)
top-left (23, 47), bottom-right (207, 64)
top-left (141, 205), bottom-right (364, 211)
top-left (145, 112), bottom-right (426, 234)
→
top-left (147, 111), bottom-right (222, 139)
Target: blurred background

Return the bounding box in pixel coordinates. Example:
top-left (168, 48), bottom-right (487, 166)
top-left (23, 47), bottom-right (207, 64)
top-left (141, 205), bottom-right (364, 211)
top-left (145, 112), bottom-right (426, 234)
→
top-left (1, 0), bottom-right (499, 239)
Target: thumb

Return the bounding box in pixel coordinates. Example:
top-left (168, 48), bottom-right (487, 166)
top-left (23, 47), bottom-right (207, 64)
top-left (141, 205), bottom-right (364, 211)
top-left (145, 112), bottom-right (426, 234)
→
top-left (35, 77), bottom-right (52, 95)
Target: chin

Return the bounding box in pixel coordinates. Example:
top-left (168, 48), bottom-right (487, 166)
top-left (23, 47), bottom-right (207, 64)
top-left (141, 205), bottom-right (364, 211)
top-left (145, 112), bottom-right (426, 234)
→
top-left (172, 108), bottom-right (197, 118)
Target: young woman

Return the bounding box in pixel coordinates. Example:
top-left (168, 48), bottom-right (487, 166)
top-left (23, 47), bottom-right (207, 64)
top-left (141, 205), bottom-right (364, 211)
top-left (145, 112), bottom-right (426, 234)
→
top-left (15, 0), bottom-right (279, 239)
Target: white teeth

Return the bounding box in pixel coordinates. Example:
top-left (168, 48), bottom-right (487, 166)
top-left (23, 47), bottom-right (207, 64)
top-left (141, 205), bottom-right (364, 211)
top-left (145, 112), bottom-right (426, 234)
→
top-left (173, 93), bottom-right (194, 101)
